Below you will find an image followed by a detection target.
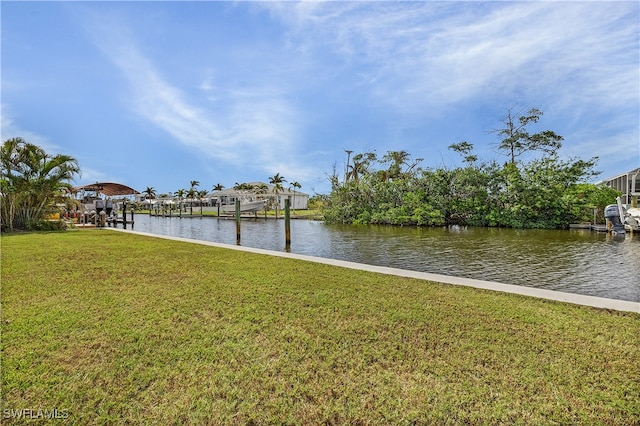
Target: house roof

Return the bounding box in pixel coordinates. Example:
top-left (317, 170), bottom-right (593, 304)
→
top-left (72, 182), bottom-right (140, 196)
top-left (601, 167), bottom-right (640, 182)
top-left (600, 167), bottom-right (640, 199)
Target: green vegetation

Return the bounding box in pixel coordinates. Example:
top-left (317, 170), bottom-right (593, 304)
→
top-left (1, 138), bottom-right (80, 232)
top-left (2, 231), bottom-right (638, 424)
top-left (324, 108), bottom-right (621, 228)
top-left (269, 173), bottom-right (287, 219)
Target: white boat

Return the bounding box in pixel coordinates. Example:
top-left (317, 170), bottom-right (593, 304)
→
top-left (220, 199), bottom-right (267, 213)
top-left (625, 207), bottom-right (640, 231)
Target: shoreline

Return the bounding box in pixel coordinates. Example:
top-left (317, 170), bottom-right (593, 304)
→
top-left (108, 227), bottom-right (639, 313)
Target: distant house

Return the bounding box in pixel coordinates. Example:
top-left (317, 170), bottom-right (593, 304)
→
top-left (207, 182), bottom-right (309, 210)
top-left (601, 167), bottom-right (640, 205)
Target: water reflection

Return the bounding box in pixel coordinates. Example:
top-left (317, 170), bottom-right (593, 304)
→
top-left (130, 215), bottom-right (639, 302)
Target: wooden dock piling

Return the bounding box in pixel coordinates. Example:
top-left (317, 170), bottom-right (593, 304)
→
top-left (235, 199), bottom-right (241, 244)
top-left (285, 198), bottom-right (291, 248)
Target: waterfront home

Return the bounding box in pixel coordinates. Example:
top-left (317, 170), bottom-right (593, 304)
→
top-left (602, 167), bottom-right (640, 206)
top-left (208, 182), bottom-right (309, 210)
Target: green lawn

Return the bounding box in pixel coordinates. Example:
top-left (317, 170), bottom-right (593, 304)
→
top-left (1, 231), bottom-right (638, 424)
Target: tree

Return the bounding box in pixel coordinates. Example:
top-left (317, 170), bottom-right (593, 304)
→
top-left (347, 152), bottom-right (377, 183)
top-left (143, 187), bottom-right (156, 200)
top-left (493, 108), bottom-right (563, 164)
top-left (289, 181), bottom-right (302, 212)
top-left (211, 184), bottom-right (224, 209)
top-left (160, 193), bottom-right (172, 215)
top-left (269, 173), bottom-right (286, 218)
top-left (568, 183), bottom-right (621, 224)
top-left (449, 141), bottom-right (478, 165)
top-left (197, 189), bottom-right (208, 216)
top-left (269, 172), bottom-right (286, 190)
top-left (253, 183), bottom-right (269, 194)
top-left (142, 187), bottom-right (157, 214)
top-left (446, 142), bottom-right (490, 225)
top-left (186, 188), bottom-right (196, 215)
top-left (174, 188), bottom-right (186, 216)
top-left (187, 181), bottom-right (199, 215)
top-left (382, 150), bottom-right (410, 180)
top-left (1, 138), bottom-right (80, 231)
top-left (482, 156), bottom-right (600, 228)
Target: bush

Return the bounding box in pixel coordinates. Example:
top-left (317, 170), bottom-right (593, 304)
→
top-left (26, 220), bottom-right (68, 232)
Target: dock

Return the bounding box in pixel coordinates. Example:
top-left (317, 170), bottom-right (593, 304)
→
top-left (106, 217), bottom-right (135, 229)
top-left (569, 222), bottom-right (636, 233)
top-left (590, 224), bottom-right (609, 233)
top-left (70, 214), bottom-right (134, 229)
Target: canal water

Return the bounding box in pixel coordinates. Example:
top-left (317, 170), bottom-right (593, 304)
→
top-left (130, 215), bottom-right (639, 302)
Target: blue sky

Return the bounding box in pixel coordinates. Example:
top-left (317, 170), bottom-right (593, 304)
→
top-left (2, 1), bottom-right (638, 196)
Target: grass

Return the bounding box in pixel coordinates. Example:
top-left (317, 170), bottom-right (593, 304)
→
top-left (1, 230), bottom-right (639, 424)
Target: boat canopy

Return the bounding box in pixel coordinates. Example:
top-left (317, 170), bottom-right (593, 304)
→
top-left (72, 182), bottom-right (140, 196)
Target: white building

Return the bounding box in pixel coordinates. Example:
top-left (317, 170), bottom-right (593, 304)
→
top-left (207, 182), bottom-right (309, 210)
top-left (602, 167), bottom-right (640, 205)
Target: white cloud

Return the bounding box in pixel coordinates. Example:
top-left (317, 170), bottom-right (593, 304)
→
top-left (75, 166), bottom-right (109, 185)
top-left (83, 13), bottom-right (306, 178)
top-left (263, 1), bottom-right (638, 117)
top-left (73, 2), bottom-right (636, 188)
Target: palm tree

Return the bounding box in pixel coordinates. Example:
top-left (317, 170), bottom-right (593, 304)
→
top-left (269, 173), bottom-right (286, 218)
top-left (1, 138), bottom-right (80, 231)
top-left (269, 173), bottom-right (286, 191)
top-left (210, 184), bottom-right (224, 210)
top-left (186, 187), bottom-right (196, 215)
top-left (174, 188), bottom-right (186, 217)
top-left (380, 150), bottom-right (423, 181)
top-left (233, 182), bottom-right (254, 191)
top-left (382, 150), bottom-right (410, 179)
top-left (160, 193), bottom-right (172, 215)
top-left (197, 189), bottom-right (208, 216)
top-left (143, 186), bottom-right (156, 200)
top-left (289, 181), bottom-right (301, 213)
top-left (253, 183), bottom-right (268, 194)
top-left (187, 181), bottom-right (199, 215)
top-left (253, 183), bottom-right (269, 214)
top-left (347, 152), bottom-right (376, 183)
top-left (143, 187), bottom-right (156, 214)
